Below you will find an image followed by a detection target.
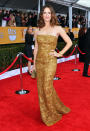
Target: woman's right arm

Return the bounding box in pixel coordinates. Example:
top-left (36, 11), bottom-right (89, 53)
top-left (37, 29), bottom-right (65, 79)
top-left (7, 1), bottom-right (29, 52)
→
top-left (33, 30), bottom-right (38, 71)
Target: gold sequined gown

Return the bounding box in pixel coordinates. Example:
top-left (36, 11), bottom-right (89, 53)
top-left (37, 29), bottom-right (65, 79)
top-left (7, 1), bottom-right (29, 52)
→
top-left (36, 35), bottom-right (70, 126)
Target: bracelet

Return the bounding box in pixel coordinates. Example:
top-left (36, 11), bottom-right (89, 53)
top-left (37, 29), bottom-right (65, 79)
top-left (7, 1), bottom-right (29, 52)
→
top-left (59, 52), bottom-right (63, 57)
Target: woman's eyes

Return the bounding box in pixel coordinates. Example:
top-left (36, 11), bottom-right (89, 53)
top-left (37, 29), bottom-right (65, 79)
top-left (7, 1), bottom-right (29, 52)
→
top-left (43, 12), bottom-right (51, 14)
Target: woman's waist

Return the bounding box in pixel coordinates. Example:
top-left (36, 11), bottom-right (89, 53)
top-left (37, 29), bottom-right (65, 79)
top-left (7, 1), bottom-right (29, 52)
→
top-left (36, 54), bottom-right (57, 62)
top-left (38, 47), bottom-right (55, 51)
top-left (37, 48), bottom-right (55, 54)
top-left (37, 51), bottom-right (50, 58)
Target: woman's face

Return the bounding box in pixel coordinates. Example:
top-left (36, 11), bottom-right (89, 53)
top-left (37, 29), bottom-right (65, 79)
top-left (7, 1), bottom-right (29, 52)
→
top-left (43, 7), bottom-right (51, 22)
top-left (28, 27), bottom-right (33, 34)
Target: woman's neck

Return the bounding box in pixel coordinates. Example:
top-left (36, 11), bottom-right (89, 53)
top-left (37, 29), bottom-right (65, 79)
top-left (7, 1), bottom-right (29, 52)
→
top-left (44, 22), bottom-right (51, 28)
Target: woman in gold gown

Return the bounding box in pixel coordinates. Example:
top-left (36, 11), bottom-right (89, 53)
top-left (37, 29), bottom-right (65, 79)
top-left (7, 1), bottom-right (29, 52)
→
top-left (32, 5), bottom-right (72, 126)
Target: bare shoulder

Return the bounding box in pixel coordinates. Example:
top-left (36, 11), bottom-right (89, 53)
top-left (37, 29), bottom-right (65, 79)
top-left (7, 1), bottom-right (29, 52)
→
top-left (54, 26), bottom-right (66, 36)
top-left (34, 27), bottom-right (39, 36)
top-left (55, 25), bottom-right (65, 32)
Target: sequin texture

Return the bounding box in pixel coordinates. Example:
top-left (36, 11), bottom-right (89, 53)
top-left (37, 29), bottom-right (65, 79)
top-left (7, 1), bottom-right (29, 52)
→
top-left (36, 35), bottom-right (70, 126)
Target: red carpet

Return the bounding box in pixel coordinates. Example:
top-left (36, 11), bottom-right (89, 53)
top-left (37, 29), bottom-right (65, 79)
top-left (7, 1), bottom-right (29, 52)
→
top-left (0, 60), bottom-right (90, 131)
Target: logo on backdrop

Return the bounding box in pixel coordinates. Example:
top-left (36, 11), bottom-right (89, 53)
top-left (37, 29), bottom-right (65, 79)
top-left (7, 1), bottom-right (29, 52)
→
top-left (8, 29), bottom-right (16, 41)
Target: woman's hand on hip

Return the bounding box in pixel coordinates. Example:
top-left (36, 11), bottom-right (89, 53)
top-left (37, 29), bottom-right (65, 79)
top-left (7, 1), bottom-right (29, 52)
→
top-left (49, 50), bottom-right (63, 57)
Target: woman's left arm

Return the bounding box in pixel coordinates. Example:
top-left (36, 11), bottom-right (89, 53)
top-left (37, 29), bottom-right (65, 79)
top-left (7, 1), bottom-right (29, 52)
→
top-left (57, 26), bottom-right (72, 56)
top-left (49, 26), bottom-right (72, 57)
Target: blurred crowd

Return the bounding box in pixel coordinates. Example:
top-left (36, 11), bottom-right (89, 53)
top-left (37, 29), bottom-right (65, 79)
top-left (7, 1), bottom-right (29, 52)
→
top-left (0, 9), bottom-right (37, 27)
top-left (0, 9), bottom-right (86, 28)
top-left (57, 14), bottom-right (86, 28)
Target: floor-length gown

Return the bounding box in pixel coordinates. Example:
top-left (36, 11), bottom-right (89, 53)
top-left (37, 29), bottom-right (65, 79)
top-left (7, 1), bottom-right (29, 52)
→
top-left (36, 35), bottom-right (70, 126)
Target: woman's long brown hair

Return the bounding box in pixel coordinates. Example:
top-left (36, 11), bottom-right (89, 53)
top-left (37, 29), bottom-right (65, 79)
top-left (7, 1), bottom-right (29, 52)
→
top-left (38, 5), bottom-right (59, 28)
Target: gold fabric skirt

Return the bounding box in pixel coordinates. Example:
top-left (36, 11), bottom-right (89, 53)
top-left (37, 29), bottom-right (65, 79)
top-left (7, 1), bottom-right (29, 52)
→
top-left (36, 35), bottom-right (70, 126)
